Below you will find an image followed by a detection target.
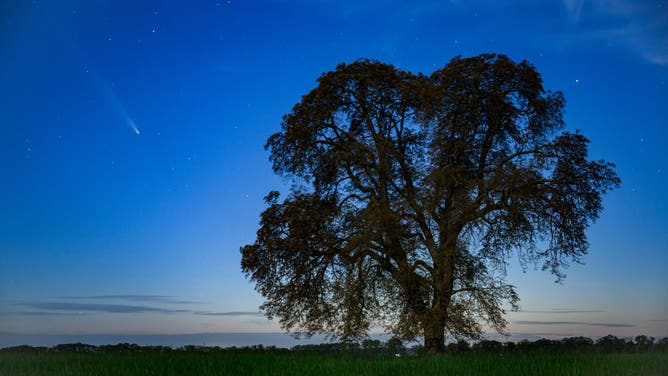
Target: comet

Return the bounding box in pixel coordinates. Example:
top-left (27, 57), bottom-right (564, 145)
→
top-left (55, 29), bottom-right (143, 136)
top-left (106, 84), bottom-right (140, 135)
top-left (129, 119), bottom-right (140, 135)
top-left (114, 100), bottom-right (140, 135)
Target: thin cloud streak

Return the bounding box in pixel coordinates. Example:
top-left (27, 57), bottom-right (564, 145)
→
top-left (519, 309), bottom-right (604, 314)
top-left (59, 295), bottom-right (201, 305)
top-left (195, 311), bottom-right (264, 317)
top-left (18, 302), bottom-right (190, 314)
top-left (515, 320), bottom-right (634, 328)
top-left (0, 311), bottom-right (87, 316)
top-left (15, 302), bottom-right (263, 317)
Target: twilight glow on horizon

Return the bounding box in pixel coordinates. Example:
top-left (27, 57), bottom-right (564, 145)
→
top-left (0, 0), bottom-right (666, 345)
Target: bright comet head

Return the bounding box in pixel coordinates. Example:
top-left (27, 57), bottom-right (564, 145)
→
top-left (129, 120), bottom-right (140, 135)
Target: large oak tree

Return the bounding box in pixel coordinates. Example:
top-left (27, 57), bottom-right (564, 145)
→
top-left (241, 54), bottom-right (620, 352)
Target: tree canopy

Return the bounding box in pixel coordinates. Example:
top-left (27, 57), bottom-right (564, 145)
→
top-left (241, 53), bottom-right (620, 352)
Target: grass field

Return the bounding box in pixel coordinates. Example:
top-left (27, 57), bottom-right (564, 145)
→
top-left (1, 352), bottom-right (666, 376)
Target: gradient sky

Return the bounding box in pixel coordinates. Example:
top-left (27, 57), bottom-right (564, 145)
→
top-left (1, 0), bottom-right (667, 344)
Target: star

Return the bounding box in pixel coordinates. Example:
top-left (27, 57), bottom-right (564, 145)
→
top-left (575, 79), bottom-right (580, 83)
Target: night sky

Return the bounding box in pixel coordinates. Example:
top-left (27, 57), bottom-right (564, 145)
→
top-left (1, 0), bottom-right (666, 344)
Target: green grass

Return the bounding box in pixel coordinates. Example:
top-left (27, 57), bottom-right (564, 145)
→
top-left (1, 352), bottom-right (666, 375)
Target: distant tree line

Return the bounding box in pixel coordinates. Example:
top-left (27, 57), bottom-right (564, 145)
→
top-left (445, 335), bottom-right (667, 355)
top-left (2, 335), bottom-right (667, 356)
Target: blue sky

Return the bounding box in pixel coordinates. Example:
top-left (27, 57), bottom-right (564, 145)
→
top-left (0, 0), bottom-right (666, 344)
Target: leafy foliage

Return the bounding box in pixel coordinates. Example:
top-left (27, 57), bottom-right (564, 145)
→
top-left (241, 54), bottom-right (620, 351)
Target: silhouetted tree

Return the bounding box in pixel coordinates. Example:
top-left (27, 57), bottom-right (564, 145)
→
top-left (446, 339), bottom-right (471, 354)
top-left (473, 339), bottom-right (503, 353)
top-left (241, 54), bottom-right (620, 353)
top-left (386, 336), bottom-right (406, 354)
top-left (503, 341), bottom-right (517, 352)
top-left (657, 337), bottom-right (668, 353)
top-left (596, 335), bottom-right (626, 353)
top-left (560, 336), bottom-right (594, 352)
top-left (0, 345), bottom-right (49, 354)
top-left (97, 343), bottom-right (142, 353)
top-left (532, 338), bottom-right (561, 352)
top-left (52, 343), bottom-right (97, 353)
top-left (361, 339), bottom-right (382, 353)
top-left (634, 335), bottom-right (654, 352)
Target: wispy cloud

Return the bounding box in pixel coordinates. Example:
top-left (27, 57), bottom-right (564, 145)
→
top-left (59, 295), bottom-right (201, 305)
top-left (13, 301), bottom-right (263, 317)
top-left (563, 0), bottom-right (585, 22)
top-left (515, 320), bottom-right (634, 328)
top-left (562, 0), bottom-right (668, 65)
top-left (488, 332), bottom-right (577, 340)
top-left (0, 311), bottom-right (87, 316)
top-left (520, 308), bottom-right (604, 314)
top-left (18, 302), bottom-right (190, 314)
top-left (195, 311), bottom-right (264, 317)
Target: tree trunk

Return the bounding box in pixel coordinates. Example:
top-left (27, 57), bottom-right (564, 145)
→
top-left (422, 247), bottom-right (454, 354)
top-left (423, 316), bottom-right (446, 353)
